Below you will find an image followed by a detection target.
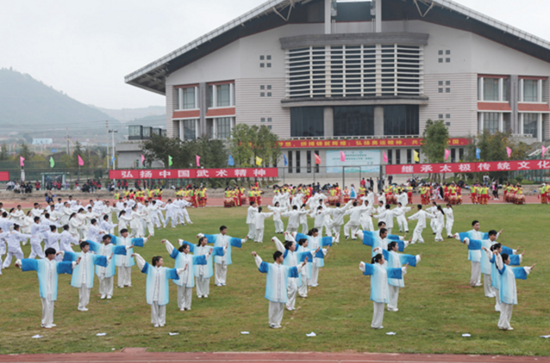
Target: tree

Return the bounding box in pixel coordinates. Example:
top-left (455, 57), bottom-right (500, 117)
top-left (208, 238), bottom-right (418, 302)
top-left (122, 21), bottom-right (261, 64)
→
top-left (421, 119), bottom-right (449, 163)
top-left (229, 124), bottom-right (255, 167)
top-left (72, 141), bottom-right (85, 168)
top-left (229, 124), bottom-right (280, 167)
top-left (0, 143), bottom-right (8, 161)
top-left (19, 142), bottom-right (33, 160)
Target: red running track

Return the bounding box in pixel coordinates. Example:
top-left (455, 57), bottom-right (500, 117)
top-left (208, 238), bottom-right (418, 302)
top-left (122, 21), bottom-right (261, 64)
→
top-left (1, 351), bottom-right (549, 363)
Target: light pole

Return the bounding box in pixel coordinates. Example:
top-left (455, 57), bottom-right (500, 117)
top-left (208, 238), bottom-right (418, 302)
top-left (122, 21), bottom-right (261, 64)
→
top-left (109, 130), bottom-right (118, 188)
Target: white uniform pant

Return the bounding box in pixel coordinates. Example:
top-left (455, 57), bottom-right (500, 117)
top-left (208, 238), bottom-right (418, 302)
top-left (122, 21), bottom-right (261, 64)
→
top-left (445, 220), bottom-right (454, 237)
top-left (344, 222), bottom-right (360, 239)
top-left (157, 212), bottom-right (165, 225)
top-left (411, 225), bottom-right (425, 244)
top-left (118, 266), bottom-right (132, 287)
top-left (300, 222), bottom-right (308, 235)
top-left (28, 242), bottom-right (45, 259)
top-left (435, 223), bottom-right (444, 242)
top-left (268, 301), bottom-right (284, 328)
top-left (196, 276), bottom-right (210, 297)
top-left (396, 216), bottom-right (408, 233)
top-left (41, 296), bottom-right (55, 327)
top-left (498, 303), bottom-right (513, 330)
top-left (331, 223), bottom-right (343, 241)
top-left (78, 284), bottom-right (91, 310)
top-left (274, 220), bottom-right (284, 233)
top-left (165, 214), bottom-right (177, 228)
top-left (145, 221), bottom-right (155, 236)
top-left (470, 261), bottom-right (481, 286)
top-left (309, 263), bottom-right (319, 286)
top-left (248, 223), bottom-right (256, 239)
top-left (372, 302), bottom-right (385, 328)
top-left (177, 285), bottom-right (193, 310)
top-left (181, 209), bottom-right (192, 223)
top-left (255, 228), bottom-right (264, 243)
top-left (361, 218), bottom-right (374, 232)
top-left (152, 215), bottom-right (162, 228)
top-left (494, 288), bottom-right (502, 311)
top-left (99, 276), bottom-right (114, 296)
top-left (323, 223), bottom-right (332, 237)
top-left (177, 211), bottom-right (185, 224)
top-left (298, 271), bottom-right (308, 297)
top-left (483, 274), bottom-right (495, 297)
top-left (215, 262), bottom-right (227, 285)
top-left (151, 302), bottom-right (166, 326)
top-left (388, 285), bottom-right (400, 310)
top-left (286, 278), bottom-right (298, 309)
top-left (3, 247), bottom-right (24, 268)
top-left (430, 219), bottom-right (437, 234)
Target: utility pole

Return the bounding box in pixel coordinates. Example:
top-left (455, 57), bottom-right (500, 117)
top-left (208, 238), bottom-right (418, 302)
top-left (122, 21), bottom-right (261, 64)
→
top-left (109, 129), bottom-right (118, 186)
top-left (106, 120), bottom-right (110, 167)
top-left (66, 128), bottom-right (70, 156)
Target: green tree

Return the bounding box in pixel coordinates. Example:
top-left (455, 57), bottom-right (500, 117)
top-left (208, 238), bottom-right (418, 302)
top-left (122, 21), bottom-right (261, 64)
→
top-left (72, 141), bottom-right (85, 168)
top-left (19, 142), bottom-right (33, 160)
top-left (0, 143), bottom-right (8, 161)
top-left (421, 119), bottom-right (449, 163)
top-left (229, 124), bottom-right (255, 167)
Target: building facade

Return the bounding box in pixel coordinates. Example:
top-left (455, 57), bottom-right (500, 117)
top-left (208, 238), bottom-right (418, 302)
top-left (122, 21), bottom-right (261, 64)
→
top-left (126, 0), bottom-right (550, 174)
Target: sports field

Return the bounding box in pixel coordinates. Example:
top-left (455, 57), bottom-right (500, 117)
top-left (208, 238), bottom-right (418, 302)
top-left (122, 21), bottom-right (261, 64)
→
top-left (1, 205), bottom-right (548, 356)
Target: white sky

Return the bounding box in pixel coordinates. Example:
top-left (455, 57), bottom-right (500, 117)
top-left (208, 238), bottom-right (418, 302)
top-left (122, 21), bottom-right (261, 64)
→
top-left (1, 0), bottom-right (549, 109)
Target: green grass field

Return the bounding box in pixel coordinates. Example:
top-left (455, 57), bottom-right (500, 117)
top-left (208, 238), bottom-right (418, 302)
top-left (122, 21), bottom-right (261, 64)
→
top-left (1, 205), bottom-right (549, 356)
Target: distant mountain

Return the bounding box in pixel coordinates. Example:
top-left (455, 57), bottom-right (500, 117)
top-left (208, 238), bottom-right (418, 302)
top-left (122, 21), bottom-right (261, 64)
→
top-left (93, 105), bottom-right (165, 122)
top-left (0, 68), bottom-right (121, 139)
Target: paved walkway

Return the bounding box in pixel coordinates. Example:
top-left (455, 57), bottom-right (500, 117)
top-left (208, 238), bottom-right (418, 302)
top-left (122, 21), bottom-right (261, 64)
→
top-left (2, 351), bottom-right (549, 363)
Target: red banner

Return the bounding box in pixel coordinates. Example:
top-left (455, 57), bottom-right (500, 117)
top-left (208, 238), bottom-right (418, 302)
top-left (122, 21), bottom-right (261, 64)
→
top-left (0, 171), bottom-right (9, 181)
top-left (279, 138), bottom-right (469, 149)
top-left (109, 168), bottom-right (278, 180)
top-left (386, 160), bottom-right (550, 175)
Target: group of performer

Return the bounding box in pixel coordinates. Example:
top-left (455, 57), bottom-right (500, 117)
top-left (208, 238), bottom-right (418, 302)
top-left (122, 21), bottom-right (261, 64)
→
top-left (503, 182), bottom-right (526, 205)
top-left (0, 180), bottom-right (538, 332)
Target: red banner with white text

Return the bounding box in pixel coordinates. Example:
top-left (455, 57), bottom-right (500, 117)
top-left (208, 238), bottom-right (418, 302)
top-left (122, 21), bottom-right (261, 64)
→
top-left (386, 160), bottom-right (550, 175)
top-left (0, 171), bottom-right (9, 181)
top-left (109, 168), bottom-right (278, 180)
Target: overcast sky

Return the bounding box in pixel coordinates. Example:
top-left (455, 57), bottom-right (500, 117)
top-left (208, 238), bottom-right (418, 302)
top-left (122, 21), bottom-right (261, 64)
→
top-left (1, 0), bottom-right (549, 109)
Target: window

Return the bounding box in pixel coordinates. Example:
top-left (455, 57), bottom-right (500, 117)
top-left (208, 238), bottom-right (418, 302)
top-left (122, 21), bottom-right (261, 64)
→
top-left (438, 114), bottom-right (444, 120)
top-left (445, 81), bottom-right (451, 86)
top-left (296, 151), bottom-right (301, 173)
top-left (260, 63), bottom-right (265, 68)
top-left (483, 113), bottom-right (500, 134)
top-left (438, 50), bottom-right (443, 55)
top-left (446, 50), bottom-right (451, 55)
top-left (438, 88), bottom-right (443, 93)
top-left (209, 83), bottom-right (234, 108)
top-left (267, 85), bottom-right (272, 90)
top-left (523, 113), bottom-right (538, 138)
top-left (387, 150), bottom-right (393, 165)
top-left (483, 78), bottom-right (499, 101)
top-left (459, 148), bottom-right (464, 160)
top-left (334, 106), bottom-right (374, 136)
top-left (268, 118), bottom-right (272, 122)
top-left (267, 63), bottom-right (272, 68)
top-left (383, 105), bottom-right (419, 136)
top-left (260, 55), bottom-right (265, 60)
top-left (407, 149), bottom-right (412, 164)
top-left (290, 107), bottom-right (324, 137)
top-left (216, 118), bottom-right (232, 139)
top-left (438, 81), bottom-right (443, 86)
top-left (268, 125), bottom-right (272, 130)
top-left (260, 85), bottom-right (265, 90)
top-left (446, 122), bottom-right (451, 127)
top-left (451, 148), bottom-right (456, 162)
top-left (261, 118), bottom-right (266, 122)
top-left (267, 55), bottom-right (271, 60)
top-left (395, 149), bottom-right (401, 165)
top-left (267, 92), bottom-right (272, 97)
top-left (307, 151), bottom-right (312, 173)
top-left (503, 113), bottom-right (511, 133)
top-left (182, 120), bottom-right (196, 141)
top-left (446, 58), bottom-right (450, 63)
top-left (178, 87), bottom-right (197, 110)
top-left (438, 58), bottom-right (443, 63)
top-left (446, 114), bottom-right (451, 119)
top-left (288, 151), bottom-right (293, 173)
top-left (523, 80), bottom-right (539, 102)
top-left (260, 93), bottom-right (265, 97)
top-left (446, 88), bottom-right (451, 93)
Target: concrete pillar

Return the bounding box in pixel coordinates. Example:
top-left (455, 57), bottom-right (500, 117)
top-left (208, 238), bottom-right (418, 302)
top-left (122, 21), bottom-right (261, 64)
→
top-left (510, 75), bottom-right (519, 134)
top-left (324, 107), bottom-right (334, 137)
top-left (199, 82), bottom-right (207, 137)
top-left (324, 0), bottom-right (332, 34)
top-left (374, 106), bottom-right (384, 136)
top-left (375, 0), bottom-right (382, 33)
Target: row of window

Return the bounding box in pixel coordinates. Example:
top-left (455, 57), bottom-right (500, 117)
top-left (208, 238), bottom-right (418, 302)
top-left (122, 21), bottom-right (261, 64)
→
top-left (478, 112), bottom-right (545, 139)
top-left (176, 118), bottom-right (233, 141)
top-left (175, 84), bottom-right (235, 110)
top-left (478, 77), bottom-right (547, 103)
top-left (290, 105), bottom-right (419, 138)
top-left (287, 150), bottom-right (320, 174)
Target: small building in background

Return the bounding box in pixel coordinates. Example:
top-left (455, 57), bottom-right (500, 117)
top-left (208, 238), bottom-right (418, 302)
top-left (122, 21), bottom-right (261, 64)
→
top-left (116, 126), bottom-right (166, 168)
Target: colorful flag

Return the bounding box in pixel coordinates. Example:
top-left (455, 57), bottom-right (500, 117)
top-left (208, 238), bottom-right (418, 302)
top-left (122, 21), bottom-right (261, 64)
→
top-left (444, 149), bottom-right (451, 161)
top-left (111, 156), bottom-right (115, 166)
top-left (168, 155), bottom-right (173, 167)
top-left (196, 155), bottom-right (201, 167)
top-left (256, 156), bottom-right (263, 166)
top-left (228, 155), bottom-right (235, 166)
top-left (78, 155), bottom-right (84, 166)
top-left (383, 152), bottom-right (388, 163)
top-left (20, 156), bottom-right (25, 167)
top-left (314, 153), bottom-right (321, 165)
top-left (414, 151), bottom-right (420, 162)
top-left (340, 151), bottom-right (346, 162)
top-left (283, 154), bottom-right (288, 166)
top-left (506, 146), bottom-right (512, 158)
top-left (543, 145), bottom-right (548, 158)
top-left (49, 157), bottom-right (55, 168)
top-left (141, 155), bottom-right (145, 165)
top-left (476, 148), bottom-right (481, 160)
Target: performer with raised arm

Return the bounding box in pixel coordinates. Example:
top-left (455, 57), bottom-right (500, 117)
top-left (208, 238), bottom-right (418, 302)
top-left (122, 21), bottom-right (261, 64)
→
top-left (111, 228), bottom-right (149, 288)
top-left (359, 254), bottom-right (408, 329)
top-left (407, 205), bottom-right (435, 244)
top-left (15, 248), bottom-right (80, 328)
top-left (197, 225), bottom-right (247, 287)
top-left (252, 250), bottom-right (307, 328)
top-left (133, 253), bottom-right (186, 328)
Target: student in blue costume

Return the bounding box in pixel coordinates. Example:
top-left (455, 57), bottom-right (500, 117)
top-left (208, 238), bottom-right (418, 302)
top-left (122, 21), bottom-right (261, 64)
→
top-left (251, 250), bottom-right (307, 329)
top-left (490, 250), bottom-right (535, 331)
top-left (197, 225), bottom-right (247, 287)
top-left (373, 241), bottom-right (421, 312)
top-left (15, 248), bottom-right (80, 328)
top-left (133, 253), bottom-right (186, 328)
top-left (359, 253), bottom-right (408, 329)
top-left (454, 220), bottom-right (502, 287)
